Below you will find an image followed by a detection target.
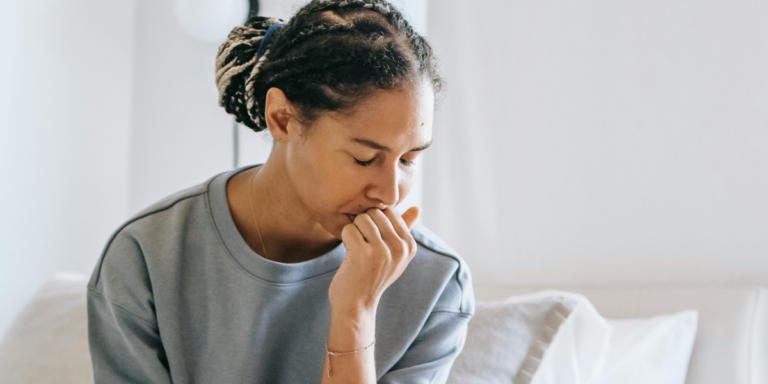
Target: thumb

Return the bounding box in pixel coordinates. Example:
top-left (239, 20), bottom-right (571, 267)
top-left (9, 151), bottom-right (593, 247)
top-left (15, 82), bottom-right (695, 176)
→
top-left (401, 206), bottom-right (421, 230)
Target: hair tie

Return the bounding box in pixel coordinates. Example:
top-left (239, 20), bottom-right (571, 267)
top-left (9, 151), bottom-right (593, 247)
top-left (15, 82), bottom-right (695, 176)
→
top-left (256, 23), bottom-right (285, 61)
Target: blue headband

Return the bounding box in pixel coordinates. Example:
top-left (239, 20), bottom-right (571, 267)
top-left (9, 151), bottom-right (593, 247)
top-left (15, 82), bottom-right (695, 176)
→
top-left (256, 23), bottom-right (285, 61)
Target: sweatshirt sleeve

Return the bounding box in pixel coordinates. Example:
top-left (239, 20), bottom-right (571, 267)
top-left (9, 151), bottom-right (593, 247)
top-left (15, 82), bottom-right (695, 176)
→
top-left (86, 227), bottom-right (173, 383)
top-left (377, 310), bottom-right (473, 384)
top-left (378, 258), bottom-right (476, 384)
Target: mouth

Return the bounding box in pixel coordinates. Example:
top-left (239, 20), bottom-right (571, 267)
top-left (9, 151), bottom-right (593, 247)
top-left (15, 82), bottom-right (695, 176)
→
top-left (345, 213), bottom-right (357, 223)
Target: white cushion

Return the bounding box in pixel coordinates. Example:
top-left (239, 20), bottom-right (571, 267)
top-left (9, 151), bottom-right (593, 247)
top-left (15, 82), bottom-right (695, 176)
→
top-left (594, 310), bottom-right (698, 384)
top-left (527, 291), bottom-right (613, 384)
top-left (446, 290), bottom-right (613, 384)
top-left (449, 289), bottom-right (700, 384)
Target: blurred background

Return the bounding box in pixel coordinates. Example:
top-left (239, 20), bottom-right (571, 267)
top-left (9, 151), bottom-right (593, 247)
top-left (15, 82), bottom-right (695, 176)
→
top-left (1, 0), bottom-right (766, 339)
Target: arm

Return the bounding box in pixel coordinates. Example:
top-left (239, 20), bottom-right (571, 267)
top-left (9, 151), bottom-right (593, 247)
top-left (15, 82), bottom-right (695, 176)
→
top-left (377, 310), bottom-right (472, 383)
top-left (86, 228), bottom-right (173, 383)
top-left (87, 291), bottom-right (173, 383)
top-left (321, 207), bottom-right (421, 384)
top-left (320, 304), bottom-right (378, 384)
top-left (379, 230), bottom-right (475, 383)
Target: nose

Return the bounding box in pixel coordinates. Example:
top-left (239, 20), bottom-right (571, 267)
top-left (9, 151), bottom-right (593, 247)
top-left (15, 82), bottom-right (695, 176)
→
top-left (367, 162), bottom-right (400, 208)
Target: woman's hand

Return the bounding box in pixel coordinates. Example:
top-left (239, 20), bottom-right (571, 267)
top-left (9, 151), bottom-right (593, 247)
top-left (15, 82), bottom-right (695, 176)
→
top-left (329, 206), bottom-right (420, 314)
top-left (323, 207), bottom-right (419, 383)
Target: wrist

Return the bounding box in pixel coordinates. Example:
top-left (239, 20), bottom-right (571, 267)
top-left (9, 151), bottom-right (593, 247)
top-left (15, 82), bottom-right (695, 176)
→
top-left (330, 304), bottom-right (376, 333)
top-left (332, 299), bottom-right (377, 317)
top-left (328, 305), bottom-right (377, 352)
top-left (330, 293), bottom-right (379, 316)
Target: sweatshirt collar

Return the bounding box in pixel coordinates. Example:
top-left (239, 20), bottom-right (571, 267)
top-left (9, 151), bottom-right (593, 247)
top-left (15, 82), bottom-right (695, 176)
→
top-left (208, 164), bottom-right (346, 285)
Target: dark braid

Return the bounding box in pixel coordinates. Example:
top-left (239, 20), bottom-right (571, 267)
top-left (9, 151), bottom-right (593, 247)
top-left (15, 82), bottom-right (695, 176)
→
top-left (215, 0), bottom-right (444, 132)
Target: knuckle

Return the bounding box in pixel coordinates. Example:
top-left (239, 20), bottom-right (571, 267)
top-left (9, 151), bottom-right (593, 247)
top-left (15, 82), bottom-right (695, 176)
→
top-left (401, 238), bottom-right (411, 251)
top-left (376, 243), bottom-right (392, 257)
top-left (354, 213), bottom-right (368, 224)
top-left (390, 241), bottom-right (405, 255)
top-left (341, 224), bottom-right (356, 238)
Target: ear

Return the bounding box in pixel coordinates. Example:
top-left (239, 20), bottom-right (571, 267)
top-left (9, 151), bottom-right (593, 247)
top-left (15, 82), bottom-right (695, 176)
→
top-left (264, 87), bottom-right (299, 143)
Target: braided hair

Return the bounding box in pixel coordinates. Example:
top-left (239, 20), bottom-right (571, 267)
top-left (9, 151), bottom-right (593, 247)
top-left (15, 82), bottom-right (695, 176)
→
top-left (215, 0), bottom-right (444, 132)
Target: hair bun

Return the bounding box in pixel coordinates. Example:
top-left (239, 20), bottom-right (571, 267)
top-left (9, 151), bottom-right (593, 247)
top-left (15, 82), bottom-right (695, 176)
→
top-left (215, 16), bottom-right (286, 131)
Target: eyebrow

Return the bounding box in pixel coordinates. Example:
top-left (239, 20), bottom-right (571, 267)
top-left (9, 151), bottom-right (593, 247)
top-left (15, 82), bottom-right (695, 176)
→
top-left (351, 138), bottom-right (433, 152)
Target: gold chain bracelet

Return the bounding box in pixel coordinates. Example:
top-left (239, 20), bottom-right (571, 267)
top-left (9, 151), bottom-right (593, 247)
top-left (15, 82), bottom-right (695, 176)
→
top-left (324, 339), bottom-right (376, 378)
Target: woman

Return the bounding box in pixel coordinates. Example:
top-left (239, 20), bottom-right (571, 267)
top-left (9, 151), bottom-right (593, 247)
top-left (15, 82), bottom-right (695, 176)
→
top-left (87, 0), bottom-right (474, 382)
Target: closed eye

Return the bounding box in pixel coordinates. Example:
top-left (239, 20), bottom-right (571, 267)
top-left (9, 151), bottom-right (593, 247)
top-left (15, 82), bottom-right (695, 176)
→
top-left (354, 156), bottom-right (416, 167)
top-left (354, 157), bottom-right (376, 166)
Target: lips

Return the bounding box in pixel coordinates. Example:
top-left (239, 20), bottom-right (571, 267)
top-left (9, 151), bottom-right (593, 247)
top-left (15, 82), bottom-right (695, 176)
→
top-left (345, 214), bottom-right (356, 223)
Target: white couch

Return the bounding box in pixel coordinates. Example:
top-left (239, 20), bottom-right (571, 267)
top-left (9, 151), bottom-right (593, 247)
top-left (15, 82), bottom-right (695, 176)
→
top-left (1, 275), bottom-right (766, 383)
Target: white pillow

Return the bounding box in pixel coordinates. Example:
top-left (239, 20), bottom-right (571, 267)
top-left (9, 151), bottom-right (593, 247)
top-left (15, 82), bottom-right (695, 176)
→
top-left (593, 310), bottom-right (698, 384)
top-left (526, 291), bottom-right (613, 384)
top-left (449, 290), bottom-right (698, 384)
top-left (447, 290), bottom-right (613, 384)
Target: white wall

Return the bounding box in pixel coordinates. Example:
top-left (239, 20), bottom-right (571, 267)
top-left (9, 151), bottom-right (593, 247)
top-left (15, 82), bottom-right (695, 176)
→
top-left (424, 0), bottom-right (768, 287)
top-left (0, 1), bottom-right (136, 337)
top-left (128, 0), bottom-right (238, 214)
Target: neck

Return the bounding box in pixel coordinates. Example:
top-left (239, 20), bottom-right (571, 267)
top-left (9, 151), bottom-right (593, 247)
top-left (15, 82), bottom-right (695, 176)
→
top-left (228, 151), bottom-right (341, 264)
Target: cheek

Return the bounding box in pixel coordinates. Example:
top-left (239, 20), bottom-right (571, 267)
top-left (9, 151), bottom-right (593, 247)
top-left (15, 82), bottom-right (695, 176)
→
top-left (326, 164), bottom-right (369, 204)
top-left (288, 145), bottom-right (332, 209)
top-left (319, 171), bottom-right (358, 205)
top-left (398, 165), bottom-right (418, 191)
top-left (294, 154), bottom-right (365, 212)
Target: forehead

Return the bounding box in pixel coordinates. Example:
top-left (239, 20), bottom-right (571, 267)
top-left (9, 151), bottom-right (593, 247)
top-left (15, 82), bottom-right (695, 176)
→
top-left (321, 81), bottom-right (434, 147)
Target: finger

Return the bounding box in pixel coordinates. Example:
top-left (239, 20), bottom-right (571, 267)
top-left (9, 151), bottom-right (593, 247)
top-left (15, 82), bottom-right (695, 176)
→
top-left (401, 206), bottom-right (420, 230)
top-left (384, 207), bottom-right (418, 258)
top-left (366, 208), bottom-right (399, 243)
top-left (341, 223), bottom-right (366, 248)
top-left (382, 207), bottom-right (411, 240)
top-left (353, 213), bottom-right (383, 244)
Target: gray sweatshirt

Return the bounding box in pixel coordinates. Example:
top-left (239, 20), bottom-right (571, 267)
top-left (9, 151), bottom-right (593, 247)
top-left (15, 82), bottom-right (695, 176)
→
top-left (87, 164), bottom-right (475, 383)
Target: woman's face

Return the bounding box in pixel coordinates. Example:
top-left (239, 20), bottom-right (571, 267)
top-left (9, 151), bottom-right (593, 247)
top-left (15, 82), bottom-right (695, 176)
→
top-left (285, 80), bottom-right (434, 239)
